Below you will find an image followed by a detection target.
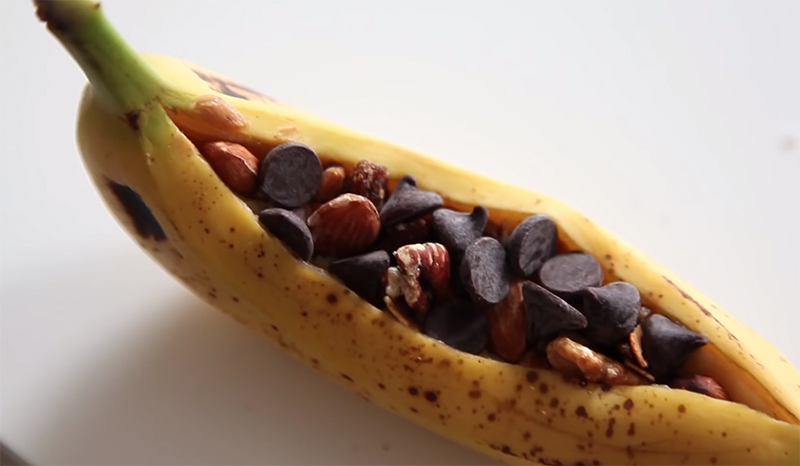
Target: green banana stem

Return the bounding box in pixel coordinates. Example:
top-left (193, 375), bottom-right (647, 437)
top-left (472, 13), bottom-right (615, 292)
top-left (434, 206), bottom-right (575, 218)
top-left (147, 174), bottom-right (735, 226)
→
top-left (34, 0), bottom-right (167, 115)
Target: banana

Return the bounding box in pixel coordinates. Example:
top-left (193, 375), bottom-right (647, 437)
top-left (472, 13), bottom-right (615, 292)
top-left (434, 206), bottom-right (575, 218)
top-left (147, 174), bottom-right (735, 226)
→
top-left (34, 1), bottom-right (800, 464)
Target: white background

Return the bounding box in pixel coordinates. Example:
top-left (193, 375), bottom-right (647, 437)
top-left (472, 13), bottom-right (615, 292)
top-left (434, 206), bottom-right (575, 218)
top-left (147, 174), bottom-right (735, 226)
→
top-left (1, 0), bottom-right (798, 464)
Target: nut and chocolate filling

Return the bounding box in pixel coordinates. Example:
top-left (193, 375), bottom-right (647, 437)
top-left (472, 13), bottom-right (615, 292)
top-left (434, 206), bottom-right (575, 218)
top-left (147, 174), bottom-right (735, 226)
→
top-left (198, 139), bottom-right (724, 399)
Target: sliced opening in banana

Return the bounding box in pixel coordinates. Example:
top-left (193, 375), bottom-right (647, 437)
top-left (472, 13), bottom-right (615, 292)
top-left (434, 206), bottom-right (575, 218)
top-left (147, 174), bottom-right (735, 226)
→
top-left (168, 100), bottom-right (796, 425)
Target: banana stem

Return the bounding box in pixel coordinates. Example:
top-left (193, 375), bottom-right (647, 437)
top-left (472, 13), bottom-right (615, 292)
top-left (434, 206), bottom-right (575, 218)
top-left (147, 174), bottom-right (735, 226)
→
top-left (34, 0), bottom-right (166, 114)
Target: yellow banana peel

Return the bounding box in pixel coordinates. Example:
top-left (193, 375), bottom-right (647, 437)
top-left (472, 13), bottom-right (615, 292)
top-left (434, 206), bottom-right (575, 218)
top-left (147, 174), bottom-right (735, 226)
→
top-left (34, 1), bottom-right (800, 464)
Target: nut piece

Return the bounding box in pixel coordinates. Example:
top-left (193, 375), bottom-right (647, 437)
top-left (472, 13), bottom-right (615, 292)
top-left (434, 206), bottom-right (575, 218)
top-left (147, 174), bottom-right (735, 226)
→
top-left (348, 159), bottom-right (389, 210)
top-left (384, 268), bottom-right (419, 330)
top-left (486, 280), bottom-right (527, 363)
top-left (307, 193), bottom-right (381, 257)
top-left (193, 95), bottom-right (248, 129)
top-left (629, 325), bottom-right (647, 368)
top-left (546, 336), bottom-right (647, 386)
top-left (390, 243), bottom-right (451, 314)
top-left (199, 141), bottom-right (259, 196)
top-left (670, 375), bottom-right (728, 400)
top-left (314, 165), bottom-right (346, 203)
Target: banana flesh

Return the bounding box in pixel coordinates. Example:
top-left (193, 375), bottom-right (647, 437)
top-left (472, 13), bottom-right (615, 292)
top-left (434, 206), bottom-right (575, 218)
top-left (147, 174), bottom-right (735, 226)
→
top-left (37, 1), bottom-right (799, 464)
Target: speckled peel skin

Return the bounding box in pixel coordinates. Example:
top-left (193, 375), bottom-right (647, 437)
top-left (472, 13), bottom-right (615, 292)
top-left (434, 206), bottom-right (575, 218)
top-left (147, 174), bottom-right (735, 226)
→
top-left (38, 1), bottom-right (800, 464)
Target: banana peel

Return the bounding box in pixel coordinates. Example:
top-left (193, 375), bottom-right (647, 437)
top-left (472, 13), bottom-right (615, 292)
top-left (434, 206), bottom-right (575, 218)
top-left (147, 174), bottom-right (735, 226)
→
top-left (34, 1), bottom-right (800, 464)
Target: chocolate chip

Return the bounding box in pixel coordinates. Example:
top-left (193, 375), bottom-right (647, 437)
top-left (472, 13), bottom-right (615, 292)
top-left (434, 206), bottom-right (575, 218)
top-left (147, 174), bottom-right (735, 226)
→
top-left (380, 175), bottom-right (443, 226)
top-left (641, 314), bottom-right (709, 381)
top-left (329, 250), bottom-right (391, 307)
top-left (258, 208), bottom-right (313, 260)
top-left (258, 142), bottom-right (322, 208)
top-left (432, 206), bottom-right (489, 257)
top-left (581, 281), bottom-right (640, 345)
top-left (505, 214), bottom-right (557, 277)
top-left (460, 237), bottom-right (511, 306)
top-left (537, 252), bottom-right (604, 304)
top-left (522, 281), bottom-right (587, 342)
top-left (423, 298), bottom-right (488, 355)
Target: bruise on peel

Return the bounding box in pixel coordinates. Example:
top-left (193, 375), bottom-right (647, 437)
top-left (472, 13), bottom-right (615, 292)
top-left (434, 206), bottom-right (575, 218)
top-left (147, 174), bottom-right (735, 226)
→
top-left (109, 182), bottom-right (166, 241)
top-left (190, 68), bottom-right (277, 103)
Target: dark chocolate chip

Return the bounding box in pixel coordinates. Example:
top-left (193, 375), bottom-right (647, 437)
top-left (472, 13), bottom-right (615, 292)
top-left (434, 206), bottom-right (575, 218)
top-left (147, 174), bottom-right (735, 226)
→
top-left (581, 281), bottom-right (640, 345)
top-left (537, 252), bottom-right (604, 304)
top-left (432, 205), bottom-right (489, 257)
top-left (379, 175), bottom-right (443, 226)
top-left (423, 298), bottom-right (488, 355)
top-left (258, 208), bottom-right (314, 261)
top-left (460, 237), bottom-right (511, 306)
top-left (329, 250), bottom-right (391, 307)
top-left (505, 214), bottom-right (557, 277)
top-left (258, 142), bottom-right (322, 208)
top-left (641, 314), bottom-right (709, 381)
top-left (522, 281), bottom-right (587, 342)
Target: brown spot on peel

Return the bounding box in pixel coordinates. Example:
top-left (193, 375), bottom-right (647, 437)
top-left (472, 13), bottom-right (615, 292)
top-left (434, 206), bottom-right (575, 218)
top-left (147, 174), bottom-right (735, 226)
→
top-left (624, 399), bottom-right (634, 411)
top-left (606, 418), bottom-right (616, 438)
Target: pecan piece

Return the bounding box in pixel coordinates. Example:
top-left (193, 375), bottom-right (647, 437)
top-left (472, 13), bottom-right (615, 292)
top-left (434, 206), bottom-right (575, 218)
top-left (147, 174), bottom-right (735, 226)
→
top-left (387, 243), bottom-right (451, 314)
top-left (546, 336), bottom-right (647, 386)
top-left (384, 267), bottom-right (420, 329)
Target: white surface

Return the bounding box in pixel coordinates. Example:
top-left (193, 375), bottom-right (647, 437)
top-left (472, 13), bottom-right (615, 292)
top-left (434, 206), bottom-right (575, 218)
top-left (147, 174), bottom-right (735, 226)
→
top-left (1, 0), bottom-right (799, 464)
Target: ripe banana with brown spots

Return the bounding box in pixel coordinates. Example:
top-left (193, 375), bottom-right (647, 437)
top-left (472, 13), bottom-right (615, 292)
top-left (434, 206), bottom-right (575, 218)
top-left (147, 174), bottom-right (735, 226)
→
top-left (34, 1), bottom-right (799, 464)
